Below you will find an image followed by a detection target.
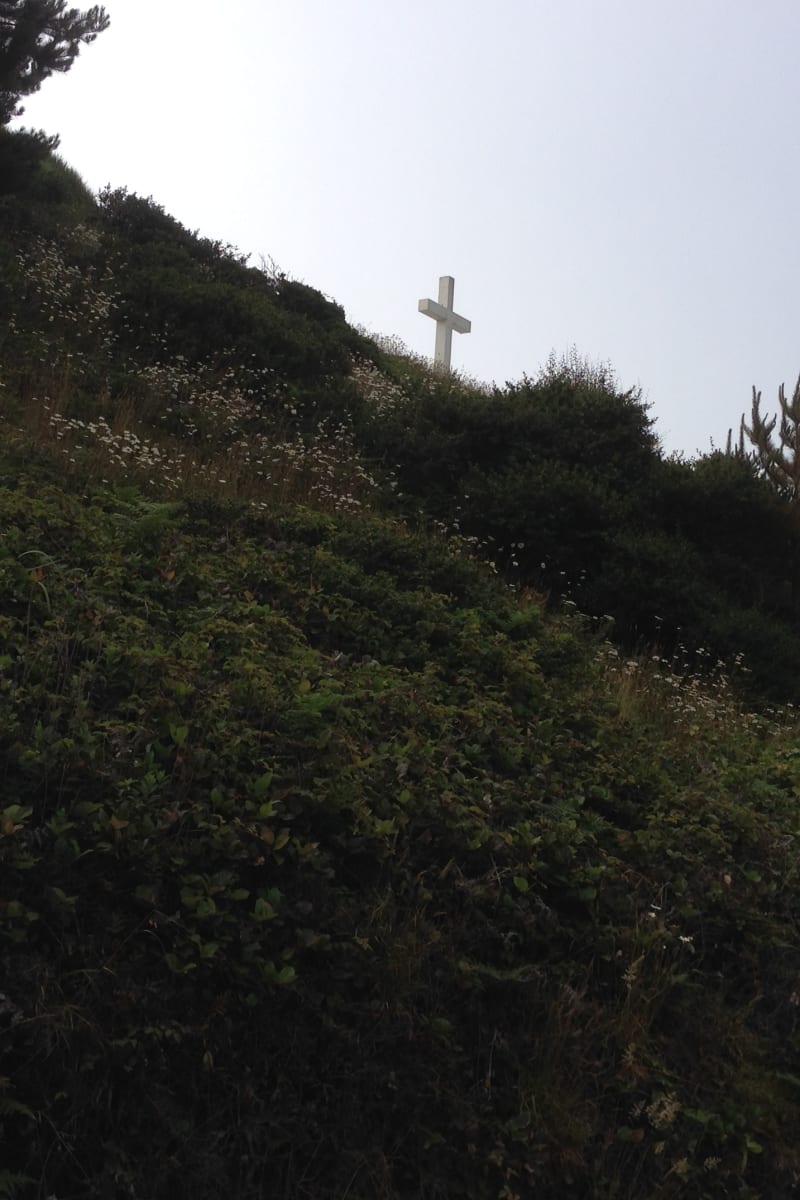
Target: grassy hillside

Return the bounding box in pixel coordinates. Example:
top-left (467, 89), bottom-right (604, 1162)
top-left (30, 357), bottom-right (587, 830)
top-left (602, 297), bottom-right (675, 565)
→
top-left (2, 133), bottom-right (800, 1200)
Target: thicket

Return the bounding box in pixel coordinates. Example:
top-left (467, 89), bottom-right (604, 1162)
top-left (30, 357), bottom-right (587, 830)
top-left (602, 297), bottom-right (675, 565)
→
top-left (358, 356), bottom-right (800, 702)
top-left (94, 186), bottom-right (371, 385)
top-left (3, 142), bottom-right (800, 1199)
top-left (6, 136), bottom-right (800, 706)
top-left (3, 479), bottom-right (800, 1200)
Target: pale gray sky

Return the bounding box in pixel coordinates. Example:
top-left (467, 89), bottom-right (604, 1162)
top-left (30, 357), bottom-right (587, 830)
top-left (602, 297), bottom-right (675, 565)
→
top-left (16, 0), bottom-right (800, 455)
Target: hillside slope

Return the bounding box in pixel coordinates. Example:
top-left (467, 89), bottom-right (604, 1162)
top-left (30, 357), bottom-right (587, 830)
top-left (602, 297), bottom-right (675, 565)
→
top-left (2, 135), bottom-right (800, 1200)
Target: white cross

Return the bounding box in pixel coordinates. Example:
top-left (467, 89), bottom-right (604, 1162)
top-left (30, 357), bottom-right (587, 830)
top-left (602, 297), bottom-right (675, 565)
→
top-left (418, 275), bottom-right (471, 371)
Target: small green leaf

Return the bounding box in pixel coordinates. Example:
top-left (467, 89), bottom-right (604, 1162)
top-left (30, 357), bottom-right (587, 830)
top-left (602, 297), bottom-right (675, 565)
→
top-left (1, 805), bottom-right (31, 836)
top-left (684, 1107), bottom-right (715, 1126)
top-left (165, 953), bottom-right (196, 975)
top-left (253, 772), bottom-right (273, 799)
top-left (253, 897), bottom-right (276, 921)
top-left (513, 876), bottom-right (529, 893)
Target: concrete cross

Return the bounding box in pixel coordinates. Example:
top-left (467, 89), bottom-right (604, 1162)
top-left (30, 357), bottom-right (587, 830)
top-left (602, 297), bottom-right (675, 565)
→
top-left (418, 275), bottom-right (471, 371)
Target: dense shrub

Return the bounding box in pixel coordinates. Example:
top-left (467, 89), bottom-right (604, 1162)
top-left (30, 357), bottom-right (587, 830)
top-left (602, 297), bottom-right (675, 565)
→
top-left (358, 362), bottom-right (800, 701)
top-left (97, 187), bottom-right (367, 382)
top-left (0, 128), bottom-right (95, 235)
top-left (5, 150), bottom-right (800, 1199)
top-left (2, 482), bottom-right (800, 1199)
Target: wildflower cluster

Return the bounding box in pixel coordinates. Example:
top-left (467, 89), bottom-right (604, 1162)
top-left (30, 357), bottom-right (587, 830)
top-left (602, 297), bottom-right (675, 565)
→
top-left (11, 234), bottom-right (118, 375)
top-left (597, 641), bottom-right (780, 737)
top-left (238, 418), bottom-right (381, 514)
top-left (33, 396), bottom-right (382, 516)
top-left (350, 356), bottom-right (408, 415)
top-left (45, 407), bottom-right (186, 489)
top-left (137, 358), bottom-right (287, 438)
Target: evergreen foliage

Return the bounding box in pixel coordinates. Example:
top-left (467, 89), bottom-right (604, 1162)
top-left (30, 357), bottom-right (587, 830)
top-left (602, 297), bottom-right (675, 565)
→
top-left (744, 376), bottom-right (800, 503)
top-left (742, 377), bottom-right (800, 615)
top-left (0, 0), bottom-right (108, 124)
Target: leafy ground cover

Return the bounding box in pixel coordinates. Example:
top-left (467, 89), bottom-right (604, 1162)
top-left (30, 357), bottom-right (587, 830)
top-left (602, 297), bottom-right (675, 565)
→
top-left (2, 137), bottom-right (800, 1199)
top-left (3, 475), bottom-right (800, 1199)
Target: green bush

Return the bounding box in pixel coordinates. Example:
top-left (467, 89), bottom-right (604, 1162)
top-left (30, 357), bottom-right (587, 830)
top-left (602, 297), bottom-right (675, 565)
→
top-left (5, 156), bottom-right (800, 1199)
top-left (2, 479), bottom-right (800, 1198)
top-left (0, 130), bottom-right (94, 235)
top-left (97, 187), bottom-right (367, 383)
top-left (358, 358), bottom-right (800, 702)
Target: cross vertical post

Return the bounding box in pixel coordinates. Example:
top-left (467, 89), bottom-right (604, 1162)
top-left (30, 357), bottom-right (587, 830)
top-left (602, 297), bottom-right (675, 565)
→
top-left (418, 275), bottom-right (471, 371)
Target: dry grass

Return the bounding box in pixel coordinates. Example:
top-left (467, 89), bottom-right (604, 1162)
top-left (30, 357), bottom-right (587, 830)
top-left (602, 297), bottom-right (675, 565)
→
top-left (0, 381), bottom-right (383, 516)
top-left (596, 640), bottom-right (790, 742)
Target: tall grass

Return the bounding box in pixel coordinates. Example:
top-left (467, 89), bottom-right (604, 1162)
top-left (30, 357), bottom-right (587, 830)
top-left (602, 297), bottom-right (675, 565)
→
top-left (597, 639), bottom-right (791, 748)
top-left (2, 233), bottom-right (390, 516)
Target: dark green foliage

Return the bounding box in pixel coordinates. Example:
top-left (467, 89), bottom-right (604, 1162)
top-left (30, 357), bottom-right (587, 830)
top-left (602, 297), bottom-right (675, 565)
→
top-left (654, 453), bottom-right (788, 601)
top-left (0, 123), bottom-right (57, 192)
top-left (359, 362), bottom-right (800, 701)
top-left (573, 454), bottom-right (800, 687)
top-left (0, 129), bottom-right (94, 250)
top-left (362, 368), bottom-right (655, 589)
top-left (362, 365), bottom-right (657, 565)
top-left (96, 187), bottom-right (369, 383)
top-left (742, 377), bottom-right (800, 618)
top-left (2, 481), bottom-right (800, 1199)
top-left (275, 275), bottom-right (350, 329)
top-left (0, 0), bottom-right (108, 124)
top-left (6, 147), bottom-right (800, 1199)
top-left (97, 185), bottom-right (249, 265)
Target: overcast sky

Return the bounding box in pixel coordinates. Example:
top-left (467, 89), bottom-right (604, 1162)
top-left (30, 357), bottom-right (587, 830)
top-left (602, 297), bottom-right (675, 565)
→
top-left (16, 0), bottom-right (800, 455)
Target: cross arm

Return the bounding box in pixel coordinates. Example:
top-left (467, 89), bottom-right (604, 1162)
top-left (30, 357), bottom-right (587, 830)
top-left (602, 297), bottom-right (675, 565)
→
top-left (418, 298), bottom-right (471, 334)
